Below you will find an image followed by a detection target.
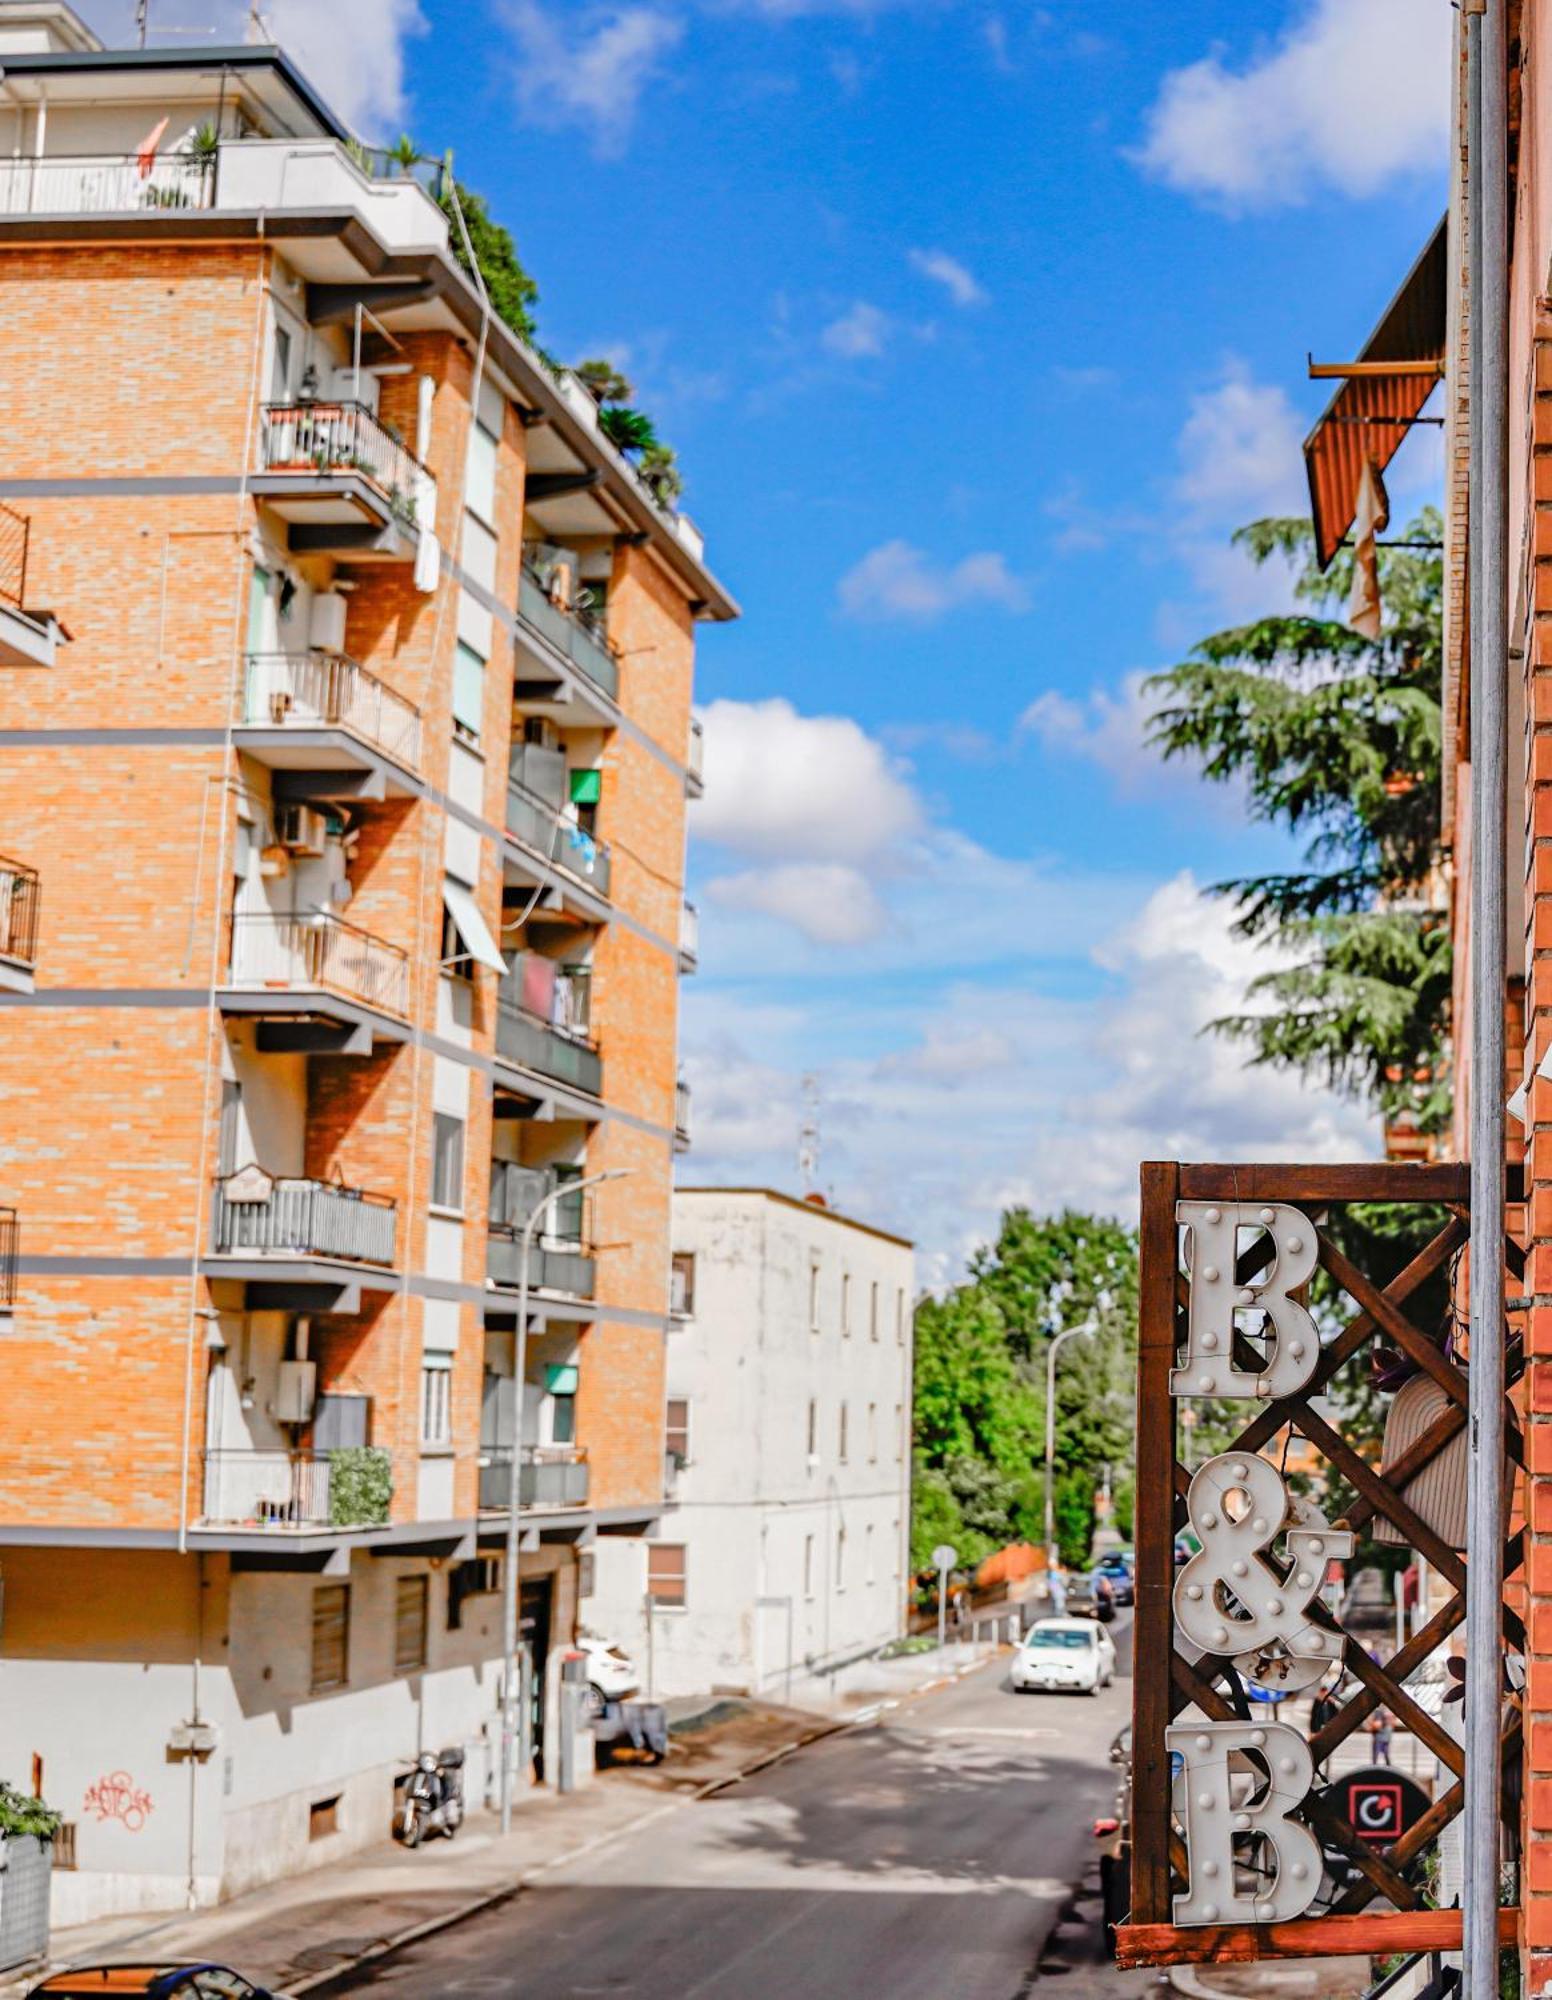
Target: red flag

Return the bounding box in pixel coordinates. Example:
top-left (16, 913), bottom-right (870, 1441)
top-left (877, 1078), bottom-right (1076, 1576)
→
top-left (136, 117), bottom-right (169, 178)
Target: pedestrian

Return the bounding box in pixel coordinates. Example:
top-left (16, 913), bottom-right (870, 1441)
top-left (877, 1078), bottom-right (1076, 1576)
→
top-left (1049, 1564), bottom-right (1068, 1617)
top-left (1368, 1707), bottom-right (1393, 1766)
top-left (1309, 1679), bottom-right (1339, 1778)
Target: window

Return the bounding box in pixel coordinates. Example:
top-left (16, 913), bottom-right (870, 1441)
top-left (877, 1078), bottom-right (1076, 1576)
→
top-left (452, 641), bottom-right (485, 745)
top-left (666, 1395), bottom-right (690, 1465)
top-left (270, 324), bottom-right (293, 403)
top-left (867, 1402), bottom-right (877, 1463)
top-left (308, 1794), bottom-right (340, 1843)
top-left (808, 1254), bottom-right (821, 1333)
top-left (310, 1584), bottom-right (350, 1693)
top-left (431, 1112), bottom-right (465, 1211)
top-left (869, 1280), bottom-right (879, 1341)
top-left (218, 1078), bottom-right (243, 1177)
top-left (578, 1548), bottom-right (596, 1598)
top-left (806, 1398), bottom-right (818, 1461)
top-left (670, 1251), bottom-right (696, 1317)
top-left (446, 1555), bottom-right (501, 1630)
top-left (803, 1534), bottom-right (815, 1599)
top-left (838, 1402), bottom-right (848, 1464)
top-left (647, 1543), bottom-right (686, 1608)
top-left (394, 1574), bottom-right (429, 1675)
top-left (896, 1288), bottom-right (906, 1344)
top-left (465, 420), bottom-right (498, 525)
top-left (866, 1524), bottom-right (876, 1586)
top-left (841, 1271), bottom-right (852, 1336)
top-left (836, 1525), bottom-right (847, 1591)
top-left (420, 1354), bottom-right (452, 1447)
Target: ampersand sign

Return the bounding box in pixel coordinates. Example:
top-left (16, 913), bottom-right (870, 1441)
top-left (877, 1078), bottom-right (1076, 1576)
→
top-left (1174, 1453), bottom-right (1353, 1684)
top-left (1172, 1201), bottom-right (1320, 1401)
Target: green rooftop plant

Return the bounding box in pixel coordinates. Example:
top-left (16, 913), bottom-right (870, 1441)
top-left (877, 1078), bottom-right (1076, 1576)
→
top-left (639, 441), bottom-right (684, 507)
top-left (598, 405), bottom-right (659, 456)
top-left (576, 359), bottom-right (634, 406)
top-left (438, 174), bottom-right (540, 345)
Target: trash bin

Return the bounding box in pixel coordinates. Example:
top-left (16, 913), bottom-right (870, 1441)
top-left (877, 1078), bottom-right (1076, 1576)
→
top-left (0, 1835), bottom-right (52, 1973)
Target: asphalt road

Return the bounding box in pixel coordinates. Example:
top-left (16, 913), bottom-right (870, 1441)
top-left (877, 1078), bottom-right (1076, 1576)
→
top-left (337, 1613), bottom-right (1136, 2000)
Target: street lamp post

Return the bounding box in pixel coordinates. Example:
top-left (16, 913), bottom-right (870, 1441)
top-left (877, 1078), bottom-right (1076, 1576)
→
top-left (1044, 1321), bottom-right (1095, 1586)
top-left (499, 1165), bottom-right (630, 1836)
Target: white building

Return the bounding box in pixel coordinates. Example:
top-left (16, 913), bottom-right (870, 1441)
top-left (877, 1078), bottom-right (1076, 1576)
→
top-left (593, 1188), bottom-right (914, 1703)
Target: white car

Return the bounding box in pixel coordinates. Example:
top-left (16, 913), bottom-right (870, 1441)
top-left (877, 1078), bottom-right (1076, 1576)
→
top-left (1011, 1617), bottom-right (1117, 1695)
top-left (575, 1635), bottom-right (640, 1709)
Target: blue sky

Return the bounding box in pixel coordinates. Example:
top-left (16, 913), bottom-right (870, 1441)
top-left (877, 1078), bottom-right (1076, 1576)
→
top-left (91, 0), bottom-right (1450, 1273)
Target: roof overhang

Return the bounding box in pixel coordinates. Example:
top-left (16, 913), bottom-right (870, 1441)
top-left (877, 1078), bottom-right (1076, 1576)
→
top-left (1304, 214), bottom-right (1447, 569)
top-left (0, 44), bottom-right (349, 141)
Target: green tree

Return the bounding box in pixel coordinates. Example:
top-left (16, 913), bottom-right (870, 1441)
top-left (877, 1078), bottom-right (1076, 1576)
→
top-left (439, 177), bottom-right (540, 343)
top-left (1146, 508), bottom-right (1447, 1131)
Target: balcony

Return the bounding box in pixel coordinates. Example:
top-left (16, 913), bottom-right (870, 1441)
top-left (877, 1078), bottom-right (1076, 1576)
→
top-left (0, 1206), bottom-right (15, 1315)
top-left (225, 911), bottom-right (410, 1050)
top-left (0, 502), bottom-right (64, 669)
top-left (675, 1077), bottom-right (691, 1155)
top-left (505, 781), bottom-right (611, 902)
top-left (479, 1445), bottom-right (590, 1512)
top-left (0, 856), bottom-right (40, 994)
top-left (211, 1174), bottom-right (398, 1267)
top-left (487, 1231), bottom-right (596, 1298)
top-left (516, 562), bottom-right (620, 704)
top-left (255, 401), bottom-right (434, 561)
top-left (0, 150), bottom-right (215, 217)
top-left (488, 1160), bottom-right (595, 1297)
top-left (199, 1446), bottom-right (393, 1533)
top-left (687, 716), bottom-right (705, 798)
top-left (496, 954), bottom-right (602, 1098)
top-left (238, 652), bottom-right (421, 790)
top-left (679, 900), bottom-right (700, 971)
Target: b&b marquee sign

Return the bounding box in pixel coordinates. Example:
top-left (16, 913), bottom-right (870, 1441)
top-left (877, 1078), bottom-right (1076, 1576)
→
top-left (1117, 1161), bottom-right (1522, 1968)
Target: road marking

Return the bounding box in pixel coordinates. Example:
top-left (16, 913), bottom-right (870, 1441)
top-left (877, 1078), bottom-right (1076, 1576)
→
top-left (923, 1725), bottom-right (1063, 1738)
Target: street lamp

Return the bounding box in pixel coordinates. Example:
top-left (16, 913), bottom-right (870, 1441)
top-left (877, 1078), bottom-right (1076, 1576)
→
top-left (499, 1165), bottom-right (631, 1835)
top-left (1044, 1320), bottom-right (1096, 1587)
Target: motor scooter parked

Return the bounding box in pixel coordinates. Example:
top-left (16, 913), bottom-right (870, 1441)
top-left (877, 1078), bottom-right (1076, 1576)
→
top-left (397, 1746), bottom-right (465, 1846)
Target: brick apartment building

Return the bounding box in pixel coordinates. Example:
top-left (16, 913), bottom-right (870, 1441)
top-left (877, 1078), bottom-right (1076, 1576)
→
top-left (0, 0), bottom-right (733, 1918)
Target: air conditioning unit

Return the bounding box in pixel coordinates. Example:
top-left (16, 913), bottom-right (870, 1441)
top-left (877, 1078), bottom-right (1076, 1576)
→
top-left (275, 1359), bottom-right (317, 1424)
top-left (276, 803), bottom-right (328, 857)
top-left (309, 591), bottom-right (348, 655)
top-left (524, 716), bottom-right (559, 750)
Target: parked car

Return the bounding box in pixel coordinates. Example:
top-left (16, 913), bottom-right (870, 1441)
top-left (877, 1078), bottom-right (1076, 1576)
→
top-left (29, 1968), bottom-right (278, 2000)
top-left (1067, 1570), bottom-right (1118, 1622)
top-left (575, 1634), bottom-right (640, 1712)
top-left (1093, 1553), bottom-right (1135, 1605)
top-left (1010, 1616), bottom-right (1117, 1695)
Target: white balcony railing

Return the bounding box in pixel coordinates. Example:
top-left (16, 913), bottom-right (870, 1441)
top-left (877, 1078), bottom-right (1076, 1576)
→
top-left (243, 652), bottom-right (421, 771)
top-left (260, 401), bottom-right (429, 523)
top-left (0, 151), bottom-right (215, 216)
top-left (228, 910), bottom-right (409, 1018)
top-left (202, 1449), bottom-right (332, 1528)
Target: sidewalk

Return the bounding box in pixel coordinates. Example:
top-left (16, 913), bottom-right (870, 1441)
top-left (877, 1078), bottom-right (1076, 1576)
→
top-left (5, 1641), bottom-right (997, 1999)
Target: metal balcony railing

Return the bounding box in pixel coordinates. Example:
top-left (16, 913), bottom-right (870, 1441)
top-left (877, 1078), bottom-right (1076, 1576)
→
top-left (496, 953), bottom-right (602, 1094)
top-left (0, 151), bottom-right (215, 216)
top-left (478, 1445), bottom-right (590, 1512)
top-left (0, 502), bottom-right (29, 611)
top-left (486, 1229), bottom-right (596, 1299)
top-left (505, 781), bottom-right (611, 897)
top-left (243, 652), bottom-right (421, 771)
top-left (211, 1176), bottom-right (398, 1266)
top-left (0, 1206), bottom-right (15, 1312)
top-left (517, 562), bottom-right (620, 701)
top-left (680, 900), bottom-right (699, 964)
top-left (675, 1077), bottom-right (691, 1144)
top-left (228, 910), bottom-right (410, 1018)
top-left (200, 1445), bottom-right (393, 1529)
top-left (0, 857), bottom-right (40, 970)
top-left (259, 401), bottom-right (431, 522)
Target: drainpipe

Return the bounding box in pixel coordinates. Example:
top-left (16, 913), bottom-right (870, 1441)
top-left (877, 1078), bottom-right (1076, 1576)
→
top-left (1464, 2), bottom-right (1509, 1993)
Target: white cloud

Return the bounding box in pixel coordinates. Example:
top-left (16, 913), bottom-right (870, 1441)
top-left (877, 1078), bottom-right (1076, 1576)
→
top-left (706, 862), bottom-right (888, 945)
top-left (908, 247), bottom-right (987, 308)
top-left (1134, 0), bottom-right (1449, 210)
top-left (1174, 359), bottom-right (1306, 521)
top-left (821, 300), bottom-right (890, 358)
top-left (692, 696), bottom-right (922, 861)
top-left (1019, 671), bottom-right (1159, 791)
top-left (74, 0), bottom-right (426, 134)
top-left (837, 539), bottom-right (1030, 621)
top-left (498, 2), bottom-right (684, 158)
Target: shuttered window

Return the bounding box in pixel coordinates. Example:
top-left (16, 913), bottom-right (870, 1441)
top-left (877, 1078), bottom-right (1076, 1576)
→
top-left (310, 1584), bottom-right (350, 1694)
top-left (394, 1575), bottom-right (429, 1675)
top-left (453, 642), bottom-right (485, 745)
top-left (647, 1543), bottom-right (686, 1608)
top-left (665, 1397), bottom-right (690, 1462)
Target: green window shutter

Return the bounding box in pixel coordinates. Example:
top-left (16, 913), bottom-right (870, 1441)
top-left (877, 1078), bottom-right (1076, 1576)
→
top-left (569, 768), bottom-right (602, 806)
top-left (453, 642), bottom-right (485, 742)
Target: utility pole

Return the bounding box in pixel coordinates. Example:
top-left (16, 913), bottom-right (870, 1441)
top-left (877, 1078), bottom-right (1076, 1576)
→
top-left (1044, 1322), bottom-right (1095, 1579)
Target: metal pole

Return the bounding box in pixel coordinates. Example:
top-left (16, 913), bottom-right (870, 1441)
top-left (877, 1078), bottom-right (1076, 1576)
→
top-left (1465, 2), bottom-right (1509, 1989)
top-left (499, 1166), bottom-right (628, 1836)
top-left (937, 1569), bottom-right (946, 1653)
top-left (1044, 1323), bottom-right (1095, 1578)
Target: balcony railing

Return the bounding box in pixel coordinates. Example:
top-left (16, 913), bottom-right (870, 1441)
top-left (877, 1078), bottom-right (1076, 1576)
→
top-left (505, 781), bottom-right (611, 898)
top-left (479, 1445), bottom-right (590, 1512)
top-left (497, 953), bottom-right (602, 1095)
top-left (200, 1445), bottom-right (393, 1530)
top-left (228, 910), bottom-right (410, 1018)
top-left (517, 563), bottom-right (620, 701)
top-left (687, 716), bottom-right (705, 789)
top-left (211, 1176), bottom-right (398, 1266)
top-left (259, 401), bottom-right (430, 522)
top-left (243, 652), bottom-right (421, 771)
top-left (0, 151), bottom-right (215, 216)
top-left (0, 857), bottom-right (40, 971)
top-left (675, 1077), bottom-right (691, 1147)
top-left (0, 1206), bottom-right (15, 1313)
top-left (487, 1230), bottom-right (596, 1299)
top-left (680, 900), bottom-right (700, 965)
top-left (0, 502), bottom-right (28, 611)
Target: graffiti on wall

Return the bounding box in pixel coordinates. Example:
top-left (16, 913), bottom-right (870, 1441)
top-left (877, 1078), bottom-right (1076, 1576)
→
top-left (82, 1772), bottom-right (153, 1832)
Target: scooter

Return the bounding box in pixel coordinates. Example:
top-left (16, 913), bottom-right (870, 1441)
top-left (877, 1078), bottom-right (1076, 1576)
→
top-left (397, 1747), bottom-right (465, 1847)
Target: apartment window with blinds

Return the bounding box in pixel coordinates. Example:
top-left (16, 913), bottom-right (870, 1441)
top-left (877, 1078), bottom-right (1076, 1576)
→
top-left (394, 1574), bottom-right (429, 1675)
top-left (452, 641), bottom-right (485, 745)
top-left (420, 1354), bottom-right (452, 1448)
top-left (869, 1280), bottom-right (879, 1341)
top-left (670, 1252), bottom-right (696, 1317)
top-left (647, 1543), bottom-right (686, 1608)
top-left (665, 1396), bottom-right (690, 1464)
top-left (808, 1254), bottom-right (821, 1333)
top-left (841, 1271), bottom-right (852, 1336)
top-left (806, 1398), bottom-right (818, 1462)
top-left (803, 1534), bottom-right (815, 1599)
top-left (310, 1584), bottom-right (350, 1694)
top-left (431, 1113), bottom-right (465, 1212)
top-left (867, 1402), bottom-right (877, 1463)
top-left (838, 1402), bottom-right (848, 1464)
top-left (836, 1526), bottom-right (847, 1592)
top-left (465, 420), bottom-right (498, 526)
top-left (866, 1524), bottom-right (876, 1586)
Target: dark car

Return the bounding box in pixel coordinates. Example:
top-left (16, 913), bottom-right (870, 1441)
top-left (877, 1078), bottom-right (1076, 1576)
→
top-left (1093, 1553), bottom-right (1135, 1605)
top-left (1067, 1570), bottom-right (1117, 1622)
top-left (29, 1967), bottom-right (278, 2000)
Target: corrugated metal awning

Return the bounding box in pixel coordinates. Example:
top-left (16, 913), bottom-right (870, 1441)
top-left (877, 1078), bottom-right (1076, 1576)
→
top-left (1304, 216), bottom-right (1447, 569)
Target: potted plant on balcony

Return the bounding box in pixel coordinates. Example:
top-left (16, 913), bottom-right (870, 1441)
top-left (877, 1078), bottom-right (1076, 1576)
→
top-left (0, 1780), bottom-right (61, 1973)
